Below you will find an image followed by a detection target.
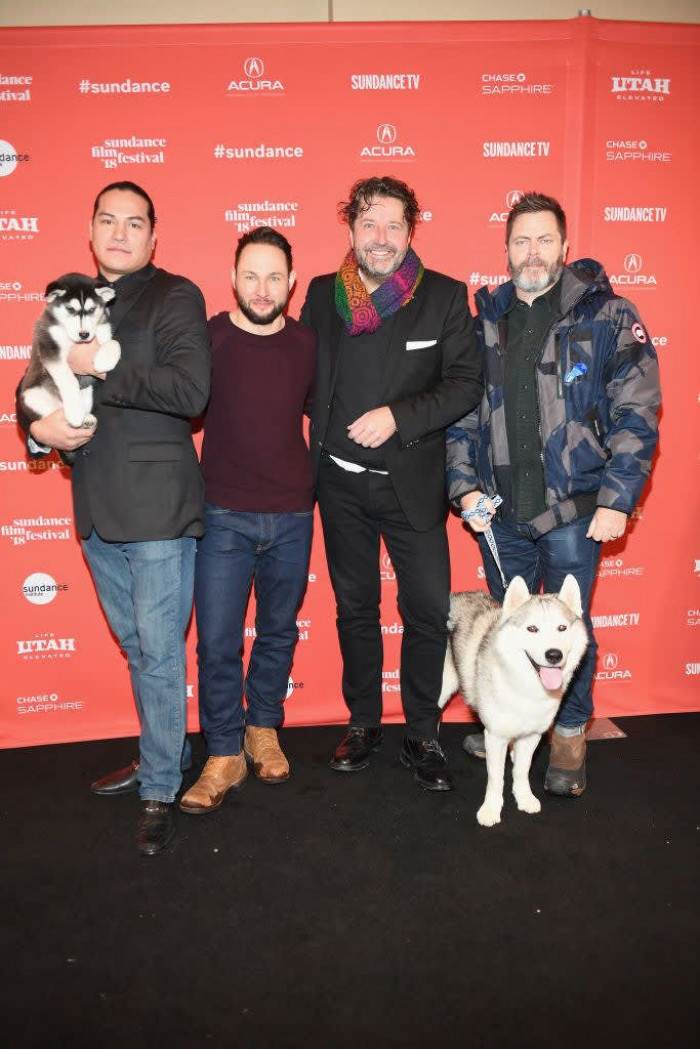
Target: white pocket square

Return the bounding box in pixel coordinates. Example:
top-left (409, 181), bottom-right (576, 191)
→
top-left (405, 339), bottom-right (437, 351)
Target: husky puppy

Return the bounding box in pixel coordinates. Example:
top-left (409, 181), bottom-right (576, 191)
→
top-left (20, 272), bottom-right (121, 433)
top-left (439, 576), bottom-right (588, 827)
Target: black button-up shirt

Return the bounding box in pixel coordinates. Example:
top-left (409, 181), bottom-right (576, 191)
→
top-left (503, 278), bottom-right (561, 522)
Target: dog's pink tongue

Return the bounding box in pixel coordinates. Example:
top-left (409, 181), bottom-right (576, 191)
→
top-left (539, 666), bottom-right (563, 691)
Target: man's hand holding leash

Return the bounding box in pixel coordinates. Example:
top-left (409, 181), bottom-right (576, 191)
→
top-left (460, 490), bottom-right (500, 533)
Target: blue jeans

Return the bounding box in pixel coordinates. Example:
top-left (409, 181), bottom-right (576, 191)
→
top-left (477, 514), bottom-right (601, 728)
top-left (81, 530), bottom-right (195, 802)
top-left (194, 504), bottom-right (313, 755)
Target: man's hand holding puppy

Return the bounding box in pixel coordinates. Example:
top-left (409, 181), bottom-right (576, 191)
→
top-left (28, 341), bottom-right (104, 451)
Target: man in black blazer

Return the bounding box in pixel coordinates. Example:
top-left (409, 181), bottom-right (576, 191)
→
top-left (301, 176), bottom-right (482, 790)
top-left (26, 181), bottom-right (210, 854)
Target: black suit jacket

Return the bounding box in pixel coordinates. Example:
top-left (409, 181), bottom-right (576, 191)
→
top-left (49, 264), bottom-right (210, 541)
top-left (301, 268), bottom-right (483, 531)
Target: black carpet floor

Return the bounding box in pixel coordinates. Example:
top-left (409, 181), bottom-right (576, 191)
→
top-left (3, 715), bottom-right (699, 1049)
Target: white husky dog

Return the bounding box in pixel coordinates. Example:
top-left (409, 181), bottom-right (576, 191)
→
top-left (20, 272), bottom-right (121, 433)
top-left (438, 576), bottom-right (588, 827)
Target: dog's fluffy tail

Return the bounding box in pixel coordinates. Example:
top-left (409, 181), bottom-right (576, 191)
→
top-left (438, 639), bottom-right (459, 710)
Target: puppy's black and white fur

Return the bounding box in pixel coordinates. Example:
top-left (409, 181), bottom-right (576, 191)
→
top-left (20, 273), bottom-right (121, 434)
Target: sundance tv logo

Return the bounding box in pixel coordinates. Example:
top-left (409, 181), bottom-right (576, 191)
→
top-left (483, 140), bottom-right (550, 158)
top-left (0, 342), bottom-right (31, 359)
top-left (611, 71), bottom-right (670, 103)
top-left (227, 57), bottom-right (284, 94)
top-left (350, 72), bottom-right (421, 91)
top-left (0, 210), bottom-right (39, 241)
top-left (609, 253), bottom-right (657, 290)
top-left (603, 205), bottom-right (667, 224)
top-left (360, 124), bottom-right (416, 161)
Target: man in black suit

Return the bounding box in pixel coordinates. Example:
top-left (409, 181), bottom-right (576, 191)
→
top-left (301, 176), bottom-right (482, 790)
top-left (26, 181), bottom-right (210, 854)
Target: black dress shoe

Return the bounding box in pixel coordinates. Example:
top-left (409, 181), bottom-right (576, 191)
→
top-left (330, 727), bottom-right (382, 772)
top-left (136, 801), bottom-right (176, 857)
top-left (400, 737), bottom-right (453, 792)
top-left (90, 760), bottom-right (140, 796)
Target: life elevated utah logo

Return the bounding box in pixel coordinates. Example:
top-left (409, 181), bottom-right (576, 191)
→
top-left (610, 70), bottom-right (670, 103)
top-left (360, 123), bottom-right (415, 161)
top-left (227, 57), bottom-right (284, 95)
top-left (609, 253), bottom-right (657, 290)
top-left (0, 209), bottom-right (39, 241)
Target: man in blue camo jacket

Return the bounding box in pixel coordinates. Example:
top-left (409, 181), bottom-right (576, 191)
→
top-left (446, 191), bottom-right (661, 797)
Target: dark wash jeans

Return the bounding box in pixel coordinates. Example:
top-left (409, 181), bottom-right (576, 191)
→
top-left (194, 503), bottom-right (313, 755)
top-left (317, 454), bottom-right (450, 741)
top-left (477, 513), bottom-right (601, 728)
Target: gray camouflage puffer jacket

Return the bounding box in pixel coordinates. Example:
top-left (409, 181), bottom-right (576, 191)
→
top-left (446, 259), bottom-right (661, 537)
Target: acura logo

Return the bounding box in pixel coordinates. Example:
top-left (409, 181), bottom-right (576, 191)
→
top-left (603, 653), bottom-right (619, 670)
top-left (506, 189), bottom-right (523, 208)
top-left (244, 57), bottom-right (264, 79)
top-left (376, 123), bottom-right (397, 144)
top-left (624, 252), bottom-right (643, 273)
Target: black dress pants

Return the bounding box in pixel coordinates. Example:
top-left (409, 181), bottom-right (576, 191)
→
top-left (317, 454), bottom-right (450, 740)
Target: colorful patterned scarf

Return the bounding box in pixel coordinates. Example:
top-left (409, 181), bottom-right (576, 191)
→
top-left (335, 247), bottom-right (424, 335)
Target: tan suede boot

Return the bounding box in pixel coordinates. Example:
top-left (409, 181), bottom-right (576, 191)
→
top-left (544, 729), bottom-right (587, 796)
top-left (244, 726), bottom-right (290, 783)
top-left (179, 754), bottom-right (247, 814)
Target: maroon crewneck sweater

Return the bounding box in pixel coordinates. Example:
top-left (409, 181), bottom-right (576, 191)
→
top-left (201, 312), bottom-right (317, 512)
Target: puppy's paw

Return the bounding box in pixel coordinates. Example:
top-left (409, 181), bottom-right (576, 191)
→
top-left (477, 801), bottom-right (502, 827)
top-left (81, 414), bottom-right (97, 430)
top-left (93, 340), bottom-right (121, 372)
top-left (514, 789), bottom-right (541, 815)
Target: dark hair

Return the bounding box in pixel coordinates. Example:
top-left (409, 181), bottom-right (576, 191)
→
top-left (339, 176), bottom-right (421, 233)
top-left (92, 181), bottom-right (157, 228)
top-left (505, 191), bottom-right (567, 243)
top-left (235, 226), bottom-right (293, 271)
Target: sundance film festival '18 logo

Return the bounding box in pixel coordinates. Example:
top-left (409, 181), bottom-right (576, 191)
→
top-left (228, 57), bottom-right (284, 94)
top-left (360, 124), bottom-right (415, 161)
top-left (611, 70), bottom-right (670, 103)
top-left (0, 209), bottom-right (39, 240)
top-left (0, 73), bottom-right (32, 102)
top-left (224, 199), bottom-right (299, 233)
top-left (595, 652), bottom-right (632, 682)
top-left (609, 253), bottom-right (657, 290)
top-left (91, 135), bottom-right (166, 170)
top-left (489, 189), bottom-right (523, 224)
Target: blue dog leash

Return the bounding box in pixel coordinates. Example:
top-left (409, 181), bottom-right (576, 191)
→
top-left (461, 494), bottom-right (507, 589)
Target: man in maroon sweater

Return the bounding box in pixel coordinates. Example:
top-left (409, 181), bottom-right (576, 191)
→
top-left (181, 227), bottom-right (316, 813)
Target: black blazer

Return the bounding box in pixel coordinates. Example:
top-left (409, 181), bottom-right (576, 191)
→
top-left (67, 264), bottom-right (210, 541)
top-left (301, 268), bottom-right (483, 531)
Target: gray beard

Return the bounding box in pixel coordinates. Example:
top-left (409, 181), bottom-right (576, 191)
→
top-left (510, 257), bottom-right (563, 294)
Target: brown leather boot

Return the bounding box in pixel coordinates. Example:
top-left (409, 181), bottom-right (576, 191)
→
top-left (244, 726), bottom-right (290, 783)
top-left (179, 754), bottom-right (247, 814)
top-left (544, 729), bottom-right (587, 796)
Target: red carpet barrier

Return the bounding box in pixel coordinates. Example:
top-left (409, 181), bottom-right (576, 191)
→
top-left (1, 17), bottom-right (698, 747)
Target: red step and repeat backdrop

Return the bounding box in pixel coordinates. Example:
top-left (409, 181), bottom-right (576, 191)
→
top-left (1, 17), bottom-right (698, 748)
